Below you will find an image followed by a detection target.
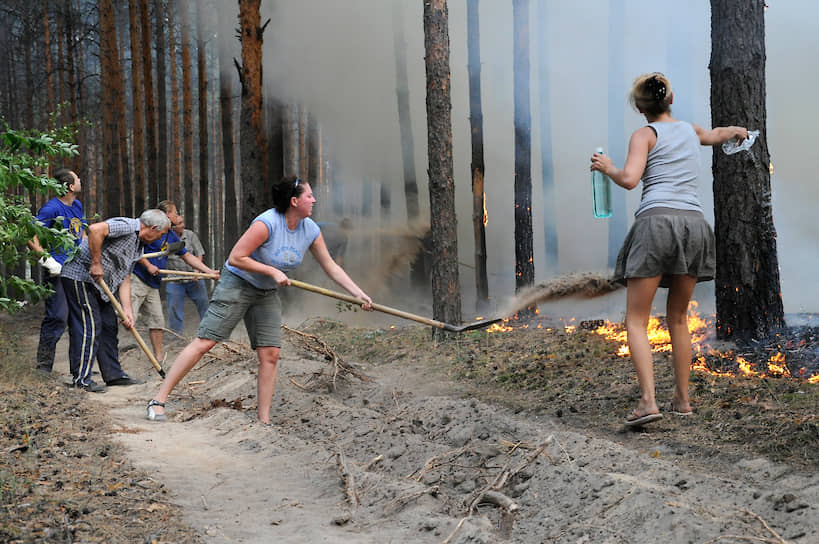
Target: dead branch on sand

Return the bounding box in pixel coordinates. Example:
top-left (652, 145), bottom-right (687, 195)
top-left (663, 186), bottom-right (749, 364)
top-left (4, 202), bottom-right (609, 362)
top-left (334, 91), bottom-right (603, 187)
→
top-left (335, 446), bottom-right (359, 509)
top-left (408, 446), bottom-right (470, 481)
top-left (282, 325), bottom-right (371, 391)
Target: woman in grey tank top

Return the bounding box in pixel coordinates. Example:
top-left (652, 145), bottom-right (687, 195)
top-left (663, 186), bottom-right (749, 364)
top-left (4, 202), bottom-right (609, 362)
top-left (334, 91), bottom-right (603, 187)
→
top-left (589, 73), bottom-right (749, 427)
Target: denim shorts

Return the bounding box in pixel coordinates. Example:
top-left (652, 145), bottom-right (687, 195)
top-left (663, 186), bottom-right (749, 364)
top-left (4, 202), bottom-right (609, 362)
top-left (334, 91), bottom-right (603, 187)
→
top-left (197, 268), bottom-right (281, 349)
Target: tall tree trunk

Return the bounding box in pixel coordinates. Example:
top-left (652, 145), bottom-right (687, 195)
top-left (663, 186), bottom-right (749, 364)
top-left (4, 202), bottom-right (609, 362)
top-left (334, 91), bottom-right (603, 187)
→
top-left (154, 0), bottom-right (169, 200)
top-left (116, 2), bottom-right (132, 216)
top-left (307, 112), bottom-right (320, 187)
top-left (196, 1), bottom-right (209, 250)
top-left (283, 104), bottom-right (299, 176)
top-left (710, 0), bottom-right (784, 340)
top-left (606, 0), bottom-right (627, 268)
top-left (467, 0), bottom-right (488, 311)
top-left (537, 0), bottom-right (558, 274)
top-left (180, 0), bottom-right (194, 220)
top-left (220, 41), bottom-right (239, 251)
top-left (42, 5), bottom-right (55, 116)
top-left (140, 0), bottom-right (158, 203)
top-left (423, 0), bottom-right (461, 336)
top-left (128, 0), bottom-right (146, 214)
top-left (99, 0), bottom-right (123, 216)
top-left (266, 99), bottom-right (284, 184)
top-left (167, 0), bottom-right (181, 204)
top-left (237, 0), bottom-right (268, 229)
top-left (298, 106), bottom-right (308, 178)
top-left (513, 0), bottom-right (534, 316)
top-left (56, 10), bottom-right (66, 124)
top-left (392, 0), bottom-right (420, 221)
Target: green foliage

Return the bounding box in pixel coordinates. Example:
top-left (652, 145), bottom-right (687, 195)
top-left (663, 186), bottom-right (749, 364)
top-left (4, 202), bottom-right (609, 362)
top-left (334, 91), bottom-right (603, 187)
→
top-left (0, 121), bottom-right (79, 314)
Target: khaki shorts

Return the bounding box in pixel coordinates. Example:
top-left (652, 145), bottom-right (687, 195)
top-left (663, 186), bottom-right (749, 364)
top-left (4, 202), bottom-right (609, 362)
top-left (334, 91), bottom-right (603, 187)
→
top-left (197, 268), bottom-right (282, 349)
top-left (130, 274), bottom-right (165, 329)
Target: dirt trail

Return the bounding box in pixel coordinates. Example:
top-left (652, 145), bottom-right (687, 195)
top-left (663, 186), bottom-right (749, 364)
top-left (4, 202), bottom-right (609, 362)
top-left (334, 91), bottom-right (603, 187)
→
top-left (47, 316), bottom-right (818, 544)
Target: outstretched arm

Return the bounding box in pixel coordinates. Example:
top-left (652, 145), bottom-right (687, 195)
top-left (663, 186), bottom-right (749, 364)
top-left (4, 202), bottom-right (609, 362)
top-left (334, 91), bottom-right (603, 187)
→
top-left (693, 123), bottom-right (749, 146)
top-left (591, 127), bottom-right (654, 190)
top-left (310, 233), bottom-right (373, 310)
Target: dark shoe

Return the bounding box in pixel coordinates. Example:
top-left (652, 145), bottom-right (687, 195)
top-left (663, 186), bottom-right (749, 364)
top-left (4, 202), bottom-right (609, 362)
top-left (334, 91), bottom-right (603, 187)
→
top-left (106, 375), bottom-right (145, 386)
top-left (36, 366), bottom-right (52, 374)
top-left (75, 380), bottom-right (107, 393)
top-left (146, 399), bottom-right (167, 422)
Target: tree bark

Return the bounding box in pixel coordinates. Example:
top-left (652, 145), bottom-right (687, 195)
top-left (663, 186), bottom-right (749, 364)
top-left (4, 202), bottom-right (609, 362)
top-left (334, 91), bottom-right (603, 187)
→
top-left (42, 5), bottom-right (55, 116)
top-left (238, 0), bottom-right (268, 229)
top-left (710, 0), bottom-right (785, 340)
top-left (196, 0), bottom-right (209, 250)
top-left (513, 0), bottom-right (535, 317)
top-left (423, 0), bottom-right (462, 336)
top-left (167, 0), bottom-right (181, 204)
top-left (467, 0), bottom-right (489, 312)
top-left (220, 38), bottom-right (239, 251)
top-left (154, 0), bottom-right (168, 199)
top-left (139, 0), bottom-right (158, 203)
top-left (99, 0), bottom-right (124, 216)
top-left (128, 0), bottom-right (146, 214)
top-left (180, 0), bottom-right (194, 220)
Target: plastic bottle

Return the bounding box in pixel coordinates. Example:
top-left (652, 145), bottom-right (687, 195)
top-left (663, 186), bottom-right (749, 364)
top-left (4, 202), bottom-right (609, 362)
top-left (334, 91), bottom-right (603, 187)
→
top-left (591, 147), bottom-right (612, 218)
top-left (721, 130), bottom-right (759, 155)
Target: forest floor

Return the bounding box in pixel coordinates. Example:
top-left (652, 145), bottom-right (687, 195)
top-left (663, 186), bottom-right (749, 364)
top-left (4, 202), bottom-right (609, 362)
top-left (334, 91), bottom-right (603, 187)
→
top-left (1, 296), bottom-right (818, 543)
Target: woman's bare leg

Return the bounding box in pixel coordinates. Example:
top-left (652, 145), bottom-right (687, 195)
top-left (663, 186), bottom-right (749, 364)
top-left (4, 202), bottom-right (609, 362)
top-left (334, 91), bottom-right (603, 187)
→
top-left (666, 274), bottom-right (698, 413)
top-left (626, 275), bottom-right (663, 416)
top-left (150, 337), bottom-right (217, 416)
top-left (256, 346), bottom-right (280, 424)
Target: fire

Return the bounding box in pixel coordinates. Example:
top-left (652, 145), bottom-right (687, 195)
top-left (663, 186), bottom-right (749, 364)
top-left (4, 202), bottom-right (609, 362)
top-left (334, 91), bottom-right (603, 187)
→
top-left (767, 352), bottom-right (790, 377)
top-left (486, 320), bottom-right (513, 333)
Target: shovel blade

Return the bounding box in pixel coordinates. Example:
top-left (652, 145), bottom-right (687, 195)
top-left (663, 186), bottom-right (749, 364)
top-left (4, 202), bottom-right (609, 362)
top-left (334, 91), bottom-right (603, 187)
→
top-left (444, 317), bottom-right (503, 333)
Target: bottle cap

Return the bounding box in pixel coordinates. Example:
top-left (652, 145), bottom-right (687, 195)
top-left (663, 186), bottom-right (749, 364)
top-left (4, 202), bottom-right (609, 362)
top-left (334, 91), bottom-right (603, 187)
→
top-left (595, 147), bottom-right (604, 154)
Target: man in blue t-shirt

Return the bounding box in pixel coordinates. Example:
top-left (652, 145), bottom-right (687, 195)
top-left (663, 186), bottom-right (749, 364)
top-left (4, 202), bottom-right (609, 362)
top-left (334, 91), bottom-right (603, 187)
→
top-left (28, 168), bottom-right (88, 373)
top-left (130, 201), bottom-right (218, 361)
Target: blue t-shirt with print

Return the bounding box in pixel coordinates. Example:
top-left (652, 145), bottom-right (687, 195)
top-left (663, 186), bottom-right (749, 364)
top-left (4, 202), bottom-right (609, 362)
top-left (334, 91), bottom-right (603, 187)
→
top-left (224, 209), bottom-right (320, 290)
top-left (132, 229), bottom-right (187, 289)
top-left (36, 197), bottom-right (87, 264)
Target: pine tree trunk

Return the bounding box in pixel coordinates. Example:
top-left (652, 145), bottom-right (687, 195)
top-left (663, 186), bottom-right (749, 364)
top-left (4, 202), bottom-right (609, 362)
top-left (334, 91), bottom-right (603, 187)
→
top-left (42, 5), bottom-right (55, 116)
top-left (266, 99), bottom-right (284, 183)
top-left (139, 0), bottom-right (157, 202)
top-left (220, 41), bottom-right (238, 250)
top-left (467, 0), bottom-right (489, 311)
top-left (99, 0), bottom-right (123, 216)
top-left (710, 0), bottom-right (785, 340)
top-left (180, 0), bottom-right (194, 220)
top-left (307, 112), bottom-right (320, 187)
top-left (238, 0), bottom-right (268, 229)
top-left (423, 0), bottom-right (462, 335)
top-left (513, 0), bottom-right (534, 316)
top-left (196, 1), bottom-right (209, 250)
top-left (167, 0), bottom-right (181, 204)
top-left (128, 0), bottom-right (146, 214)
top-left (154, 0), bottom-right (168, 199)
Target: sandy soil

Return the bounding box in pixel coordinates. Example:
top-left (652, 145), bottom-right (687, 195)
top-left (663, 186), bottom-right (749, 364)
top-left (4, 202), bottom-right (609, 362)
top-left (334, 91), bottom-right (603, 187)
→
top-left (30, 297), bottom-right (816, 544)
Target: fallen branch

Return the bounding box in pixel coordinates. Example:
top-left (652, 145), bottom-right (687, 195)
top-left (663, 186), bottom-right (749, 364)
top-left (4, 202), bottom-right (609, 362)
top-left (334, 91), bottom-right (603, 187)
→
top-left (408, 446), bottom-right (470, 481)
top-left (441, 516), bottom-right (469, 544)
top-left (282, 325), bottom-right (371, 390)
top-left (479, 490), bottom-right (519, 512)
top-left (335, 447), bottom-right (358, 509)
top-left (741, 509), bottom-right (788, 544)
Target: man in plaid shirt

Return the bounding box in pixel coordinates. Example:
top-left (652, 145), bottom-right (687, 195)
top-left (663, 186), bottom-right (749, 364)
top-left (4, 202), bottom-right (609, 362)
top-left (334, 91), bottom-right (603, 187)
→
top-left (61, 210), bottom-right (170, 392)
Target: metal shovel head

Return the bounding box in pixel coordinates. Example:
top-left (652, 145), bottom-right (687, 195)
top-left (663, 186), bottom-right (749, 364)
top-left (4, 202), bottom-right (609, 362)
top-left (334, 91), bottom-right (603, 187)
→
top-left (443, 317), bottom-right (504, 333)
top-left (165, 240), bottom-right (185, 254)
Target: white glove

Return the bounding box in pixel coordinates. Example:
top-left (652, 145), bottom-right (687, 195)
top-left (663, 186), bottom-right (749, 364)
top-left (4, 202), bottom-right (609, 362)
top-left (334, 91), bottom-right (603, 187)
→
top-left (39, 255), bottom-right (62, 276)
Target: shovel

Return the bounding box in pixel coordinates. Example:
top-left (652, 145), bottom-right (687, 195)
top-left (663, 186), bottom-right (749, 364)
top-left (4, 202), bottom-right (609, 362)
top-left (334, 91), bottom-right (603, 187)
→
top-left (289, 279), bottom-right (502, 333)
top-left (141, 240), bottom-right (185, 260)
top-left (95, 277), bottom-right (166, 378)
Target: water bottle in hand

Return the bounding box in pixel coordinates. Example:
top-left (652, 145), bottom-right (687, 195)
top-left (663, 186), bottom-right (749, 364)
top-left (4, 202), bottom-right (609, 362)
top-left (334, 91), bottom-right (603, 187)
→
top-left (722, 130), bottom-right (759, 155)
top-left (591, 147), bottom-right (612, 218)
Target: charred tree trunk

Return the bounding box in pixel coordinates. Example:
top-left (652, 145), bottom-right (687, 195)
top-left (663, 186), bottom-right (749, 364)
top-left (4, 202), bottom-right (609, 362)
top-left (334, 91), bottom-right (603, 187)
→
top-left (237, 0), bottom-right (269, 229)
top-left (139, 0), bottom-right (158, 202)
top-left (266, 99), bottom-right (284, 184)
top-left (180, 0), bottom-right (194, 220)
top-left (423, 0), bottom-right (462, 337)
top-left (307, 112), bottom-right (320, 188)
top-left (99, 0), bottom-right (123, 216)
top-left (154, 0), bottom-right (169, 199)
top-left (128, 0), bottom-right (146, 214)
top-left (513, 0), bottom-right (535, 317)
top-left (167, 0), bottom-right (181, 203)
top-left (537, 0), bottom-right (558, 274)
top-left (220, 45), bottom-right (239, 250)
top-left (196, 1), bottom-right (209, 249)
top-left (710, 0), bottom-right (785, 340)
top-left (467, 0), bottom-right (489, 312)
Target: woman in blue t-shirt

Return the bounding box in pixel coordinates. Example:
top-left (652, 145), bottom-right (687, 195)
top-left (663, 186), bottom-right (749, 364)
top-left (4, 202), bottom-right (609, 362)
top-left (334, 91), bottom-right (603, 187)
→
top-left (590, 73), bottom-right (748, 427)
top-left (147, 175), bottom-right (373, 424)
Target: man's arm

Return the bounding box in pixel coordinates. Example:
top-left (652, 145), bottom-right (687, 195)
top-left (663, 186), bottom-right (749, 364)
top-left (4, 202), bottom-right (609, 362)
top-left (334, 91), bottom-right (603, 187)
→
top-left (180, 252), bottom-right (219, 276)
top-left (117, 274), bottom-right (135, 328)
top-left (87, 221), bottom-right (111, 281)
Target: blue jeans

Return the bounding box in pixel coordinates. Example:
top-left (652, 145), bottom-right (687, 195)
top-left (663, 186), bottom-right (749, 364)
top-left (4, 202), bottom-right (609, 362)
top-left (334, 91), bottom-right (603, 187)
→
top-left (166, 280), bottom-right (209, 335)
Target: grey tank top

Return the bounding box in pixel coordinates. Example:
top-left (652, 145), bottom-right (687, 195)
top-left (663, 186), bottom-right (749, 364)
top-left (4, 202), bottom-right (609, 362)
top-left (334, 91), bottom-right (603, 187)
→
top-left (635, 121), bottom-right (703, 217)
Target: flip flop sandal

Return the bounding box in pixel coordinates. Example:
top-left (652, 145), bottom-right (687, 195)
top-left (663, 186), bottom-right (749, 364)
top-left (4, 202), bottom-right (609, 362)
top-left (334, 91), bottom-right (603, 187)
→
top-left (624, 410), bottom-right (663, 427)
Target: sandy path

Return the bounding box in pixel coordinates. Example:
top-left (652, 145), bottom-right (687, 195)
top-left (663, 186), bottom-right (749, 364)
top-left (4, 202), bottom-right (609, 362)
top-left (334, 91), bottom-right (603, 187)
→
top-left (51, 321), bottom-right (819, 543)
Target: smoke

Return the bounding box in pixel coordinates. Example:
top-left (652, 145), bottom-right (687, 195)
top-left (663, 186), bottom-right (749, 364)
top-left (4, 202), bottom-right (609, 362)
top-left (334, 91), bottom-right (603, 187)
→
top-left (208, 0), bottom-right (818, 317)
top-left (498, 273), bottom-right (623, 318)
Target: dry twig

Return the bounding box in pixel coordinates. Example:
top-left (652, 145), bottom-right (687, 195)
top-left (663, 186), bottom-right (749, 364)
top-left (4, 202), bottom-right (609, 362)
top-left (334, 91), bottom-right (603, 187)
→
top-left (335, 446), bottom-right (358, 509)
top-left (282, 325), bottom-right (370, 390)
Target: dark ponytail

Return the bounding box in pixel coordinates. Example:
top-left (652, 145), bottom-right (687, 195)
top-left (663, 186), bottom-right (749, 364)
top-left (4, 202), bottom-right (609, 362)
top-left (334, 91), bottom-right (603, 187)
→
top-left (271, 175), bottom-right (304, 213)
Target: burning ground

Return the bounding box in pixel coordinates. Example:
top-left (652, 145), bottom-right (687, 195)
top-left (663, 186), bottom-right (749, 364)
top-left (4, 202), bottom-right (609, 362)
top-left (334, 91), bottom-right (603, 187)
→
top-left (1, 302), bottom-right (818, 543)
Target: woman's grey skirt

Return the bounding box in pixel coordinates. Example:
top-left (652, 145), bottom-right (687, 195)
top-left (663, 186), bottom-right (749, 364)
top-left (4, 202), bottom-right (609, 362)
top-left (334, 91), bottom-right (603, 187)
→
top-left (614, 207), bottom-right (715, 288)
